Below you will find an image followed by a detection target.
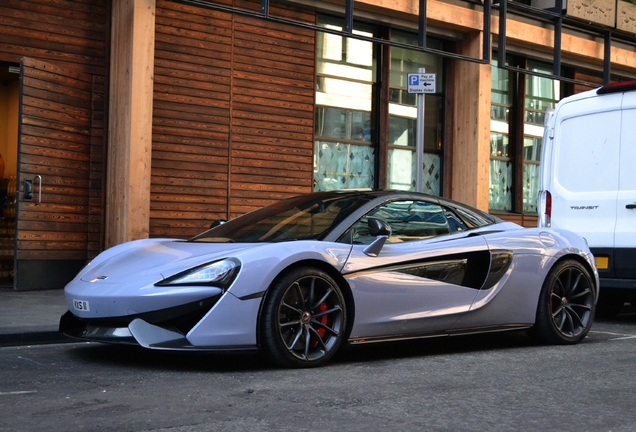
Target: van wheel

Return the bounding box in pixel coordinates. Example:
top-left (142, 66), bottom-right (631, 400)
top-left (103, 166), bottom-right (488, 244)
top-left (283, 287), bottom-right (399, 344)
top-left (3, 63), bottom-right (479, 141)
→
top-left (531, 260), bottom-right (595, 344)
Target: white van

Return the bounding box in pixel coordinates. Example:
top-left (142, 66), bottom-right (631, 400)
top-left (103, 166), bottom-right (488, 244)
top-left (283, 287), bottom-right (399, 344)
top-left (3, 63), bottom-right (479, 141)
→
top-left (538, 81), bottom-right (636, 316)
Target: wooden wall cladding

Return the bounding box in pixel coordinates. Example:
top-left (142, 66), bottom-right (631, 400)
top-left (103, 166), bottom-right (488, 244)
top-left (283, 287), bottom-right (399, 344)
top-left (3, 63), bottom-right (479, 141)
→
top-left (152, 0), bottom-right (233, 238)
top-left (230, 2), bottom-right (316, 217)
top-left (152, 0), bottom-right (316, 237)
top-left (18, 58), bottom-right (94, 260)
top-left (494, 212), bottom-right (538, 228)
top-left (88, 75), bottom-right (106, 259)
top-left (1, 0), bottom-right (109, 261)
top-left (573, 70), bottom-right (603, 94)
top-left (0, 0), bottom-right (108, 76)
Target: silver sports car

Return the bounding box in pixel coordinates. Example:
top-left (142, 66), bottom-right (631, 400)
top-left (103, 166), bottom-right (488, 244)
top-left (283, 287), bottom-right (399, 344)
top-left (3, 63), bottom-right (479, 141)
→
top-left (60, 190), bottom-right (598, 368)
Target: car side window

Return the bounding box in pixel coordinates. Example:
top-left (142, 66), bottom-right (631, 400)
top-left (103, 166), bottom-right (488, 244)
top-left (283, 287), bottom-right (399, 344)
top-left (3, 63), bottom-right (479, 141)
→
top-left (443, 207), bottom-right (469, 232)
top-left (352, 200), bottom-right (451, 244)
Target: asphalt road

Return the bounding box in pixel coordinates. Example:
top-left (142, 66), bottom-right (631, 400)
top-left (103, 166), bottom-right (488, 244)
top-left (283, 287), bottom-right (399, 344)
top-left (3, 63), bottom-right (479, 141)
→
top-left (1, 310), bottom-right (635, 432)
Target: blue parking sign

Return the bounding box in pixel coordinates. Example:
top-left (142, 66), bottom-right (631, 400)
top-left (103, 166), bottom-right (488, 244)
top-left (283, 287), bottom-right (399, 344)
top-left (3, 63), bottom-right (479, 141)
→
top-left (407, 73), bottom-right (436, 94)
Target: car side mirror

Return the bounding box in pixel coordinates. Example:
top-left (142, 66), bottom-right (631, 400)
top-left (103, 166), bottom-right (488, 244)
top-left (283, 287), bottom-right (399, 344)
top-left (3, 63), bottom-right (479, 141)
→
top-left (209, 219), bottom-right (227, 229)
top-left (364, 218), bottom-right (391, 257)
top-left (368, 218), bottom-right (391, 237)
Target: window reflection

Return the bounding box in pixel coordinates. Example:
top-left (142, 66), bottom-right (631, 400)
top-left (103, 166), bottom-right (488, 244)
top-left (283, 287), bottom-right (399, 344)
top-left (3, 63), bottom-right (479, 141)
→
top-left (523, 62), bottom-right (559, 213)
top-left (488, 59), bottom-right (559, 213)
top-left (489, 60), bottom-right (513, 211)
top-left (388, 31), bottom-right (444, 193)
top-left (314, 17), bottom-right (376, 191)
top-left (352, 200), bottom-right (451, 244)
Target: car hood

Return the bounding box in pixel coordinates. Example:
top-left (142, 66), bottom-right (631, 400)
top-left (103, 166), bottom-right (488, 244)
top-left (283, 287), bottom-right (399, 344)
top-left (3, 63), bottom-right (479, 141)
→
top-left (79, 239), bottom-right (254, 285)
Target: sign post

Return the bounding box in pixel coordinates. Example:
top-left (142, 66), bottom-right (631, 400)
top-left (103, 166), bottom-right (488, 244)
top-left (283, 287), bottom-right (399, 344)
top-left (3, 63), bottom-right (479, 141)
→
top-left (407, 70), bottom-right (436, 193)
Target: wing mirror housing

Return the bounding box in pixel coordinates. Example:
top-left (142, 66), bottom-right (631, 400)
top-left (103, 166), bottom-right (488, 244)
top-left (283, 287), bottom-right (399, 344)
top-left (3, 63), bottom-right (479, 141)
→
top-left (363, 218), bottom-right (391, 257)
top-left (209, 219), bottom-right (227, 229)
top-left (367, 217), bottom-right (391, 237)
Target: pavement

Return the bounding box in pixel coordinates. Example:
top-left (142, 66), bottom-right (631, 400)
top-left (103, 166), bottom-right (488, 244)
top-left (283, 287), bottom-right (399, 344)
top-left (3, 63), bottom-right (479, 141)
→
top-left (0, 288), bottom-right (72, 347)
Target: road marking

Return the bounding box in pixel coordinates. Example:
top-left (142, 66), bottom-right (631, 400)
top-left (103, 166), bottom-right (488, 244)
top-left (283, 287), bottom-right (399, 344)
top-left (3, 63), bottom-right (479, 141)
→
top-left (0, 391), bottom-right (37, 396)
top-left (589, 330), bottom-right (636, 340)
top-left (17, 356), bottom-right (43, 365)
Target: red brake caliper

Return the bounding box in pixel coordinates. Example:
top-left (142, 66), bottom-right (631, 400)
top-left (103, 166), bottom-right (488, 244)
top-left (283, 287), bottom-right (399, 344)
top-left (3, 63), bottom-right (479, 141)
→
top-left (313, 302), bottom-right (329, 346)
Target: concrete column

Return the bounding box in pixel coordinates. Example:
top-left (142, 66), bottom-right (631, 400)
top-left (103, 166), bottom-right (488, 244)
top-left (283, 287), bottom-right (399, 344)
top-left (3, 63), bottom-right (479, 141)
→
top-left (106, 0), bottom-right (156, 247)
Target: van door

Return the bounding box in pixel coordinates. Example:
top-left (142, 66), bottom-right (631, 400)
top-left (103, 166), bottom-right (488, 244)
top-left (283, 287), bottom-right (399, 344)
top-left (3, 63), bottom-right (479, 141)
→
top-left (549, 93), bottom-right (622, 250)
top-left (16, 58), bottom-right (97, 290)
top-left (615, 93), bottom-right (636, 280)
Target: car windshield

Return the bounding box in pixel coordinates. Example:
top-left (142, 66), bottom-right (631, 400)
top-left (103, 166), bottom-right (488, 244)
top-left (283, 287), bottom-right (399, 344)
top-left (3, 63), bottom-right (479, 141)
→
top-left (190, 193), bottom-right (372, 243)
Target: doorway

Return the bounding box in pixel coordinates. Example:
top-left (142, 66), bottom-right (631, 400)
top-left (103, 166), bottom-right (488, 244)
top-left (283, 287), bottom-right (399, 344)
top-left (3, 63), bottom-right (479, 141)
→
top-left (0, 64), bottom-right (18, 288)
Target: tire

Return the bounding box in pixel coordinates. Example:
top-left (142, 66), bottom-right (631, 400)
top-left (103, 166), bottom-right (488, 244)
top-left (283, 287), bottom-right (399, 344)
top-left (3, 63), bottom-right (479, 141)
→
top-left (260, 267), bottom-right (347, 368)
top-left (531, 260), bottom-right (596, 345)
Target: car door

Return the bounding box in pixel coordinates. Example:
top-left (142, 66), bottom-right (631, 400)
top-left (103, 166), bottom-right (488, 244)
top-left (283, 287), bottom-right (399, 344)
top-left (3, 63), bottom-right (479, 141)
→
top-left (341, 199), bottom-right (491, 341)
top-left (615, 92), bottom-right (636, 279)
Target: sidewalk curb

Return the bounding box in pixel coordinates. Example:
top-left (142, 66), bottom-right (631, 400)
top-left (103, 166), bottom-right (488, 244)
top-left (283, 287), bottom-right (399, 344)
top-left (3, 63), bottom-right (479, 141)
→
top-left (0, 329), bottom-right (74, 348)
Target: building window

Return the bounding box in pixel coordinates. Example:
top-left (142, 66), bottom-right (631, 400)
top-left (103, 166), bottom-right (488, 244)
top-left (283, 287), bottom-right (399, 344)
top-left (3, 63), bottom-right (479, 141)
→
top-left (388, 31), bottom-right (444, 194)
top-left (314, 17), bottom-right (377, 191)
top-left (490, 61), bottom-right (513, 211)
top-left (314, 17), bottom-right (445, 193)
top-left (489, 58), bottom-right (560, 213)
top-left (522, 62), bottom-right (559, 212)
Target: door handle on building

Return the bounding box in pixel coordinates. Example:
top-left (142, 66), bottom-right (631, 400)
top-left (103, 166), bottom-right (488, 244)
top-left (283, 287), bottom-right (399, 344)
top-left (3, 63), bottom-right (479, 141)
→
top-left (35, 175), bottom-right (42, 205)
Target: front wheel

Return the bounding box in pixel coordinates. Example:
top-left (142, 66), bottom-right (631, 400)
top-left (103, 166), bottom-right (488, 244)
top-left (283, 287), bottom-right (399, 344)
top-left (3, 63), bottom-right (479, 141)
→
top-left (531, 260), bottom-right (596, 345)
top-left (260, 267), bottom-right (347, 368)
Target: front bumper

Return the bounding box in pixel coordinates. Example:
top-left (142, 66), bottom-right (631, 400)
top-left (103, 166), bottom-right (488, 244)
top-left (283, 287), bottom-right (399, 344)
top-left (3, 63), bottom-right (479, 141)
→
top-left (59, 290), bottom-right (263, 351)
top-left (60, 293), bottom-right (223, 347)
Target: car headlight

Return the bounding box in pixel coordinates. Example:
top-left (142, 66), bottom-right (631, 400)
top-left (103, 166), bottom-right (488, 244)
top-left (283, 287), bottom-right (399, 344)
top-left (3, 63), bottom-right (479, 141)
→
top-left (155, 258), bottom-right (241, 289)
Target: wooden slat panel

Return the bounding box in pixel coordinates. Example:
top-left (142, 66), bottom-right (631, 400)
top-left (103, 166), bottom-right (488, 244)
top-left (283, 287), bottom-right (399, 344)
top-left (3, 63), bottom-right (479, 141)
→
top-left (3, 0), bottom-right (107, 23)
top-left (573, 70), bottom-right (603, 94)
top-left (17, 57), bottom-right (94, 261)
top-left (235, 1), bottom-right (316, 28)
top-left (0, 4), bottom-right (107, 33)
top-left (150, 0), bottom-right (316, 235)
top-left (88, 75), bottom-right (105, 258)
top-left (2, 1), bottom-right (106, 272)
top-left (151, 0), bottom-right (233, 239)
top-left (0, 1), bottom-right (108, 74)
top-left (18, 210), bottom-right (88, 223)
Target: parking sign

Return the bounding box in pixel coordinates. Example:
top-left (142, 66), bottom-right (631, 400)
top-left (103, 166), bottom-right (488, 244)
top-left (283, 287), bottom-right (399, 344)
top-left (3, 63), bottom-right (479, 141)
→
top-left (407, 73), bottom-right (436, 94)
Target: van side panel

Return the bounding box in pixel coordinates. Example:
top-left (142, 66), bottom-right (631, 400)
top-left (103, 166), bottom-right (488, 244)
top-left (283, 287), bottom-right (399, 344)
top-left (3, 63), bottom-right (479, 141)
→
top-left (615, 95), bottom-right (636, 280)
top-left (550, 94), bottom-right (622, 248)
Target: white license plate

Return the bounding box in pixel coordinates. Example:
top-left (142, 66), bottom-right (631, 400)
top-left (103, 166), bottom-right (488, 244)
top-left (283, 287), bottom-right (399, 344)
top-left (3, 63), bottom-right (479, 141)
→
top-left (73, 299), bottom-right (90, 312)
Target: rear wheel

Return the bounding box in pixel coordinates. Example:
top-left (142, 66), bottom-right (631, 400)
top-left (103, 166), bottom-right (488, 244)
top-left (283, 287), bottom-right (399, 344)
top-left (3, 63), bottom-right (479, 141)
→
top-left (531, 260), bottom-right (595, 344)
top-left (260, 267), bottom-right (346, 368)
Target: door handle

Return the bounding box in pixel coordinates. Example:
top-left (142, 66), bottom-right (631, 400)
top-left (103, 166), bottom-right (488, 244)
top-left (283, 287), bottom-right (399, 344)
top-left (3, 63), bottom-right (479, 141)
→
top-left (35, 175), bottom-right (42, 205)
top-left (627, 204), bottom-right (636, 209)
